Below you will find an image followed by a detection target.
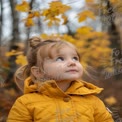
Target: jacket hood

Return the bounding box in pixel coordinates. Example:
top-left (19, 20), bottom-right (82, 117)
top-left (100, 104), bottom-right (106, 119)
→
top-left (24, 77), bottom-right (103, 97)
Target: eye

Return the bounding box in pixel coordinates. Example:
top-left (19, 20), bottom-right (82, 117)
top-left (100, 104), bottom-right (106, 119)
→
top-left (56, 57), bottom-right (64, 61)
top-left (73, 56), bottom-right (79, 61)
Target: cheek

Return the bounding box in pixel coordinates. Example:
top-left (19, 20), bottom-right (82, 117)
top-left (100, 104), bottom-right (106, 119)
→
top-left (78, 64), bottom-right (83, 73)
top-left (55, 63), bottom-right (66, 70)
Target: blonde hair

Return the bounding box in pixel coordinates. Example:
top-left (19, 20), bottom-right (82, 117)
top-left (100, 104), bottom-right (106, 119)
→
top-left (14, 36), bottom-right (80, 91)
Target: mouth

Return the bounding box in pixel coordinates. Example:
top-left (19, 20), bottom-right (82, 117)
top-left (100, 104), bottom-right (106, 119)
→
top-left (66, 70), bottom-right (78, 72)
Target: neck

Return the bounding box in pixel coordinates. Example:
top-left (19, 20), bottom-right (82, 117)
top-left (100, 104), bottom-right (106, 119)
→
top-left (56, 80), bottom-right (72, 92)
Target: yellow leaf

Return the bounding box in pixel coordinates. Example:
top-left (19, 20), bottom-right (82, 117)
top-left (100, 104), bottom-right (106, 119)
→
top-left (16, 55), bottom-right (27, 65)
top-left (28, 12), bottom-right (35, 18)
top-left (78, 10), bottom-right (95, 22)
top-left (78, 15), bottom-right (87, 22)
top-left (15, 1), bottom-right (30, 12)
top-left (41, 10), bottom-right (49, 16)
top-left (86, 0), bottom-right (94, 2)
top-left (5, 50), bottom-right (23, 57)
top-left (40, 33), bottom-right (48, 39)
top-left (104, 96), bottom-right (117, 105)
top-left (50, 1), bottom-right (71, 13)
top-left (34, 11), bottom-right (41, 17)
top-left (48, 21), bottom-right (53, 27)
top-left (41, 1), bottom-right (70, 26)
top-left (110, 0), bottom-right (117, 4)
top-left (24, 18), bottom-right (35, 27)
top-left (76, 26), bottom-right (93, 34)
top-left (62, 15), bottom-right (67, 24)
top-left (5, 50), bottom-right (16, 57)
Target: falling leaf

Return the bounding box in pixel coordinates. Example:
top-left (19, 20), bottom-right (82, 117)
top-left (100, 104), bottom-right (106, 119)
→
top-left (5, 50), bottom-right (23, 57)
top-left (15, 1), bottom-right (30, 12)
top-left (15, 55), bottom-right (27, 65)
top-left (78, 10), bottom-right (95, 22)
top-left (104, 96), bottom-right (117, 105)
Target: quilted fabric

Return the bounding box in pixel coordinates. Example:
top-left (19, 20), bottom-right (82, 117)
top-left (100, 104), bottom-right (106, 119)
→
top-left (7, 77), bottom-right (114, 122)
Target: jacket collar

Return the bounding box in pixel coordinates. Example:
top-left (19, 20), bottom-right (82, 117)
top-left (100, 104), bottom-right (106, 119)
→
top-left (24, 77), bottom-right (103, 97)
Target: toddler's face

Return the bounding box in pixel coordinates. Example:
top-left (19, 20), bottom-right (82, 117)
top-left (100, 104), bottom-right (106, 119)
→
top-left (42, 46), bottom-right (83, 82)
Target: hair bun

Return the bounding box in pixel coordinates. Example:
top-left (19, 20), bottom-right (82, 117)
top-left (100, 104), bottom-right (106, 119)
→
top-left (29, 37), bottom-right (42, 48)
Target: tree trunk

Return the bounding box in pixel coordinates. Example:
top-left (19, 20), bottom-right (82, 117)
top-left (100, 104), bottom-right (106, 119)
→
top-left (9, 0), bottom-right (20, 47)
top-left (101, 0), bottom-right (121, 48)
top-left (24, 0), bottom-right (34, 54)
top-left (0, 0), bottom-right (3, 48)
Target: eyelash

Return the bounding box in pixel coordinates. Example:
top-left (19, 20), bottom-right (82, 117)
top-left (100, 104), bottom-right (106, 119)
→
top-left (73, 57), bottom-right (79, 61)
top-left (56, 56), bottom-right (79, 61)
top-left (56, 57), bottom-right (64, 61)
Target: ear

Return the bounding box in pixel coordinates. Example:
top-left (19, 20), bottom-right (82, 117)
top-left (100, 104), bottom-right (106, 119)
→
top-left (31, 66), bottom-right (42, 79)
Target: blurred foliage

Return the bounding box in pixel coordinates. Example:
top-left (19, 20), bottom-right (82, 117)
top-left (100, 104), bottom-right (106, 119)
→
top-left (1, 0), bottom-right (122, 121)
top-left (14, 0), bottom-right (113, 69)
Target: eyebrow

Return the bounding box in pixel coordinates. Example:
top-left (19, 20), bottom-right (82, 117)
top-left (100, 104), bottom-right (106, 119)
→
top-left (54, 53), bottom-right (79, 58)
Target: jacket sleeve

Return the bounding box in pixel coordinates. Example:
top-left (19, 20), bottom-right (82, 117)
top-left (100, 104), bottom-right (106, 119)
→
top-left (7, 98), bottom-right (33, 122)
top-left (93, 96), bottom-right (114, 122)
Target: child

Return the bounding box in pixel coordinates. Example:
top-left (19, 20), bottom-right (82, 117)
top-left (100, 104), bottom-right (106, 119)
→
top-left (7, 37), bottom-right (114, 122)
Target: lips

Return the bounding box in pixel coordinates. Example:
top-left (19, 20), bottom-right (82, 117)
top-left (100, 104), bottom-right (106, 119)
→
top-left (66, 69), bottom-right (78, 72)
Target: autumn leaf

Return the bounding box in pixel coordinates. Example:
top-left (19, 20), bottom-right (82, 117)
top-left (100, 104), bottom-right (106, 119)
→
top-left (78, 10), bottom-right (95, 22)
top-left (28, 11), bottom-right (41, 18)
top-left (85, 0), bottom-right (94, 3)
top-left (15, 1), bottom-right (30, 12)
top-left (50, 1), bottom-right (71, 14)
top-left (5, 50), bottom-right (23, 57)
top-left (40, 33), bottom-right (48, 39)
top-left (15, 55), bottom-right (27, 65)
top-left (104, 96), bottom-right (117, 105)
top-left (110, 0), bottom-right (118, 4)
top-left (47, 21), bottom-right (53, 27)
top-left (23, 18), bottom-right (35, 27)
top-left (76, 26), bottom-right (93, 34)
top-left (33, 11), bottom-right (41, 17)
top-left (62, 15), bottom-right (68, 24)
top-left (41, 1), bottom-right (71, 26)
top-left (28, 12), bottom-right (35, 18)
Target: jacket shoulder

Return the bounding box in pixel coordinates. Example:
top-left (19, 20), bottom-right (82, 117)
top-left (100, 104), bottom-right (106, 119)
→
top-left (17, 92), bottom-right (42, 105)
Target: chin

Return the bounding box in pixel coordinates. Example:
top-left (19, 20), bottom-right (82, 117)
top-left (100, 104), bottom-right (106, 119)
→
top-left (64, 77), bottom-right (80, 81)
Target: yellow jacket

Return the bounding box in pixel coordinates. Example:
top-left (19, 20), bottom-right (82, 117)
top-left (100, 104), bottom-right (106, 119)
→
top-left (7, 77), bottom-right (114, 122)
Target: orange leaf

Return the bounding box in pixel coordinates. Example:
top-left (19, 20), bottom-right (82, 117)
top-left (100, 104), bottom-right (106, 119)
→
top-left (5, 50), bottom-right (23, 57)
top-left (104, 96), bottom-right (117, 105)
top-left (15, 1), bottom-right (30, 12)
top-left (16, 55), bottom-right (27, 65)
top-left (34, 11), bottom-right (41, 17)
top-left (78, 10), bottom-right (95, 22)
top-left (76, 26), bottom-right (93, 34)
top-left (48, 21), bottom-right (53, 27)
top-left (28, 12), bottom-right (35, 18)
top-left (62, 15), bottom-right (68, 24)
top-left (110, 0), bottom-right (118, 4)
top-left (86, 0), bottom-right (94, 2)
top-left (24, 18), bottom-right (35, 27)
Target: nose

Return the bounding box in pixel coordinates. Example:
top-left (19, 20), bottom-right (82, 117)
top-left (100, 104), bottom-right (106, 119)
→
top-left (67, 59), bottom-right (76, 67)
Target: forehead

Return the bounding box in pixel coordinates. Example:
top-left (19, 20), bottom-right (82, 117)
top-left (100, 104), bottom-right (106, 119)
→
top-left (54, 46), bottom-right (77, 55)
top-left (51, 45), bottom-right (78, 57)
top-left (37, 41), bottom-right (79, 60)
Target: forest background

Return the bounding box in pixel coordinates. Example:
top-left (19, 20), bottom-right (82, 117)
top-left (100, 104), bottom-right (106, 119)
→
top-left (0, 0), bottom-right (122, 121)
